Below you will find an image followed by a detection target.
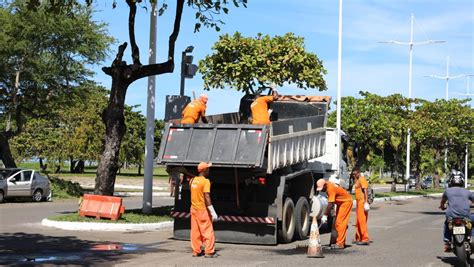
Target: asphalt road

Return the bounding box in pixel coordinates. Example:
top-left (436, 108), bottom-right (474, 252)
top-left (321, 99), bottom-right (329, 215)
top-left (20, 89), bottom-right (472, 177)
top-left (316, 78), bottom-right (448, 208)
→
top-left (0, 195), bottom-right (463, 266)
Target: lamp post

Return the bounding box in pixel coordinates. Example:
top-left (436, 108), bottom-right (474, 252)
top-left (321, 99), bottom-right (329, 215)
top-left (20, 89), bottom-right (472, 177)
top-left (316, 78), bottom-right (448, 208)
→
top-left (335, 0), bottom-right (343, 177)
top-left (143, 2), bottom-right (157, 214)
top-left (380, 14), bottom-right (445, 191)
top-left (453, 74), bottom-right (474, 188)
top-left (426, 56), bottom-right (464, 174)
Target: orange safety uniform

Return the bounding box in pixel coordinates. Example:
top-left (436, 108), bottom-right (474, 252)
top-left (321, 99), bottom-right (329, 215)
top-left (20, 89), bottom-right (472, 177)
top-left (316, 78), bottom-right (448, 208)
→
top-left (181, 99), bottom-right (207, 124)
top-left (354, 175), bottom-right (370, 242)
top-left (189, 176), bottom-right (215, 255)
top-left (250, 96), bottom-right (274, 125)
top-left (326, 181), bottom-right (353, 247)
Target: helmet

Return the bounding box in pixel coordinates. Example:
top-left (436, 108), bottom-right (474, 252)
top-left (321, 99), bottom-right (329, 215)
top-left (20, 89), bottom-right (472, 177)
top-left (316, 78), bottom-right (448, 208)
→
top-left (448, 170), bottom-right (465, 187)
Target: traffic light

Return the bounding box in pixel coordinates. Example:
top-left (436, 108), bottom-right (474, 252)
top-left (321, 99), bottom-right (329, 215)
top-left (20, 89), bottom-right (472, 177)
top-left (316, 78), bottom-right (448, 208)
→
top-left (183, 55), bottom-right (198, 78)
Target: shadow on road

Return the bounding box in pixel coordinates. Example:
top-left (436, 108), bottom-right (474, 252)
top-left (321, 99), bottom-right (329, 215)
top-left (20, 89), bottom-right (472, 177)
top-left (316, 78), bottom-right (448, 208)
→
top-left (0, 232), bottom-right (169, 265)
top-left (437, 255), bottom-right (471, 267)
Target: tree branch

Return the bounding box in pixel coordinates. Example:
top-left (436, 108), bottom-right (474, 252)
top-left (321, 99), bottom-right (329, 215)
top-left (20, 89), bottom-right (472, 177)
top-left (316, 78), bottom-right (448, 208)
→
top-left (132, 61), bottom-right (174, 82)
top-left (126, 0), bottom-right (141, 66)
top-left (168, 0), bottom-right (185, 61)
top-left (102, 42), bottom-right (128, 76)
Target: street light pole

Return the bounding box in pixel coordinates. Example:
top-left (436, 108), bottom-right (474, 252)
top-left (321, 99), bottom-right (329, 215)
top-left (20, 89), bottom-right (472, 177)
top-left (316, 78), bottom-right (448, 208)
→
top-left (426, 56), bottom-right (464, 174)
top-left (380, 14), bottom-right (445, 191)
top-left (143, 2), bottom-right (157, 214)
top-left (335, 0), bottom-right (343, 177)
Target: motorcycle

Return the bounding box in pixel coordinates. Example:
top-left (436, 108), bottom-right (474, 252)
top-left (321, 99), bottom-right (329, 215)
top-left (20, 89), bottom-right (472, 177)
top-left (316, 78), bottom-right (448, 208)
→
top-left (447, 217), bottom-right (472, 266)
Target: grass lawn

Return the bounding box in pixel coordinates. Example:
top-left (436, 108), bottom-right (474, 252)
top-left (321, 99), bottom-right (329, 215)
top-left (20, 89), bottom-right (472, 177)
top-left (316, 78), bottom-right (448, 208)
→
top-left (49, 206), bottom-right (173, 224)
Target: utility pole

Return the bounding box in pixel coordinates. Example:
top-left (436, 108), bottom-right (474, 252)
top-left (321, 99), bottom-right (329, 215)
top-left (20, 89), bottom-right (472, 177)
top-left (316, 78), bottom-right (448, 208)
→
top-left (335, 0), bottom-right (343, 177)
top-left (143, 1), bottom-right (157, 214)
top-left (426, 56), bottom-right (464, 175)
top-left (380, 14), bottom-right (445, 191)
top-left (453, 74), bottom-right (474, 188)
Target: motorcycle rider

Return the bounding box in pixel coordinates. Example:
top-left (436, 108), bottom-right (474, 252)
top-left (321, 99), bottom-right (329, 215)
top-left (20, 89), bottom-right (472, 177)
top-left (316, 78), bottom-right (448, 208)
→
top-left (439, 170), bottom-right (474, 252)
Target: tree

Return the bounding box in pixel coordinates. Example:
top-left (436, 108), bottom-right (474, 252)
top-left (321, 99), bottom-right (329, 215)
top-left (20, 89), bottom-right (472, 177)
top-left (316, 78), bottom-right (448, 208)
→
top-left (10, 83), bottom-right (108, 171)
top-left (0, 1), bottom-right (113, 167)
top-left (199, 32), bottom-right (327, 94)
top-left (328, 92), bottom-right (413, 192)
top-left (410, 99), bottom-right (473, 183)
top-left (26, 0), bottom-right (247, 195)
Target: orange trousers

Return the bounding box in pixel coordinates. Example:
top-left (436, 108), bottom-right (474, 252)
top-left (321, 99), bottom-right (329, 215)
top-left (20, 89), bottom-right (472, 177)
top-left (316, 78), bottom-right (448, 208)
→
top-left (354, 200), bottom-right (370, 242)
top-left (334, 201), bottom-right (353, 247)
top-left (190, 208), bottom-right (215, 255)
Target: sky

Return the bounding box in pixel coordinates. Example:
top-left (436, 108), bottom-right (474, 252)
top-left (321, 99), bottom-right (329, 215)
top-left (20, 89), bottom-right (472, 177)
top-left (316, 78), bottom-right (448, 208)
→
top-left (90, 0), bottom-right (474, 118)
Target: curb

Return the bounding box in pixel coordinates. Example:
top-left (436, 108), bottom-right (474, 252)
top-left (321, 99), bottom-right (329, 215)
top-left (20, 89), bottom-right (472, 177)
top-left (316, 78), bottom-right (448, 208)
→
top-left (42, 218), bottom-right (173, 232)
top-left (41, 192), bottom-right (448, 232)
top-left (372, 192), bottom-right (443, 203)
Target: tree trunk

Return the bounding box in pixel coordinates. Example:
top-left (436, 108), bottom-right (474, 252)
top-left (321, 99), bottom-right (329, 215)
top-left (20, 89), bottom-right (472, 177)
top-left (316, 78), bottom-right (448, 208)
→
top-left (70, 156), bottom-right (77, 173)
top-left (95, 78), bottom-right (128, 196)
top-left (39, 157), bottom-right (48, 172)
top-left (138, 164), bottom-right (141, 175)
top-left (391, 172), bottom-right (397, 193)
top-left (434, 173), bottom-right (440, 189)
top-left (0, 133), bottom-right (17, 168)
top-left (74, 160), bottom-right (85, 173)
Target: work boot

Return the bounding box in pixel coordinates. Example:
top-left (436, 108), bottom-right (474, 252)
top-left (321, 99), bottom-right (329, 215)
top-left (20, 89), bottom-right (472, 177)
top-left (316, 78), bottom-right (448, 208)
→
top-left (204, 253), bottom-right (218, 258)
top-left (356, 241), bottom-right (370, 246)
top-left (330, 244), bottom-right (345, 250)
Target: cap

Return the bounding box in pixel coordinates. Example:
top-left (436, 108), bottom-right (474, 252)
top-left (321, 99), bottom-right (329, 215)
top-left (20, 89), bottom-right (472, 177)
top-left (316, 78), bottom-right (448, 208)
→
top-left (197, 162), bottom-right (212, 172)
top-left (316, 179), bottom-right (326, 191)
top-left (199, 94), bottom-right (208, 103)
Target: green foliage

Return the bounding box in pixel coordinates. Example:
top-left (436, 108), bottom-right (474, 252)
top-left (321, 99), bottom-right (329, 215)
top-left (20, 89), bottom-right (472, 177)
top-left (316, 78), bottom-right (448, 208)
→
top-left (49, 206), bottom-right (173, 223)
top-left (199, 32), bottom-right (327, 94)
top-left (0, 0), bottom-right (114, 166)
top-left (48, 175), bottom-right (84, 199)
top-left (11, 84), bottom-right (108, 164)
top-left (329, 92), bottom-right (473, 178)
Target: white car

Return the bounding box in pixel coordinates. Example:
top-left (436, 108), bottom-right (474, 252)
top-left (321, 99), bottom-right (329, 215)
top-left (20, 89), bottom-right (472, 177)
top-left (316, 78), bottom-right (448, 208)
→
top-left (0, 168), bottom-right (52, 203)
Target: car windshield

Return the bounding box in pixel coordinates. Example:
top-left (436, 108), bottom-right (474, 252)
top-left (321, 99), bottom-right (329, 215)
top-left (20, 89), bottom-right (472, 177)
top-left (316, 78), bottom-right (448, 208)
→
top-left (0, 169), bottom-right (15, 180)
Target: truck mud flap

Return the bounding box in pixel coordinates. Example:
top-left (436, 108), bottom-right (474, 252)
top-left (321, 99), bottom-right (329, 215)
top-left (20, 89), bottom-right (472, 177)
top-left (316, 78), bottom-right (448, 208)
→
top-left (172, 214), bottom-right (277, 245)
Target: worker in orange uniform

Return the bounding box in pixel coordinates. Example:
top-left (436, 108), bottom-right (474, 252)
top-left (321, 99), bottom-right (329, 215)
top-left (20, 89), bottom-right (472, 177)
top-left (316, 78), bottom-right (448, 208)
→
top-left (250, 90), bottom-right (279, 125)
top-left (317, 178), bottom-right (353, 249)
top-left (190, 162), bottom-right (218, 258)
top-left (352, 168), bottom-right (370, 245)
top-left (181, 94), bottom-right (208, 124)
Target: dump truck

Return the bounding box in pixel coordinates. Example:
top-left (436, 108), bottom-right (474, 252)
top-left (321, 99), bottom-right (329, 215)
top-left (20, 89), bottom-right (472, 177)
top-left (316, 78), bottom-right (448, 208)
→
top-left (157, 95), bottom-right (349, 245)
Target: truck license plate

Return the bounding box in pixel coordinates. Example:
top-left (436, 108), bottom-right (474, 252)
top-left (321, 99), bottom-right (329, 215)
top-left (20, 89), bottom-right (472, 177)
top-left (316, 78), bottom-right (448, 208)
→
top-left (453, 226), bottom-right (465, 235)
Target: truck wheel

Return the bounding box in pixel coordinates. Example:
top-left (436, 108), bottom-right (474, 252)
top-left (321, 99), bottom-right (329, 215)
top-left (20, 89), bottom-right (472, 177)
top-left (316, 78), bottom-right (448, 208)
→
top-left (295, 197), bottom-right (310, 240)
top-left (0, 190), bottom-right (4, 203)
top-left (278, 197), bottom-right (295, 243)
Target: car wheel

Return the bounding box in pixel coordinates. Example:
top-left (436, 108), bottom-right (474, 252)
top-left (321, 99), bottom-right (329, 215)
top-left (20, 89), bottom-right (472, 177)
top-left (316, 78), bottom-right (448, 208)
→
top-left (0, 190), bottom-right (4, 203)
top-left (32, 189), bottom-right (43, 202)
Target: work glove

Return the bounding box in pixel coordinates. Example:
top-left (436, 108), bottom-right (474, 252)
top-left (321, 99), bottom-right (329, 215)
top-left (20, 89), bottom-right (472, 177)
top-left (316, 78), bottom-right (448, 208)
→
top-left (207, 205), bottom-right (219, 222)
top-left (321, 215), bottom-right (328, 224)
top-left (364, 202), bottom-right (370, 212)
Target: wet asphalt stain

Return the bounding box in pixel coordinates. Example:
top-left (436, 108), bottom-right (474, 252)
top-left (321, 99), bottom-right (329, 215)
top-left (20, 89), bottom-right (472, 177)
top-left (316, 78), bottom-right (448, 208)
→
top-left (0, 243), bottom-right (171, 265)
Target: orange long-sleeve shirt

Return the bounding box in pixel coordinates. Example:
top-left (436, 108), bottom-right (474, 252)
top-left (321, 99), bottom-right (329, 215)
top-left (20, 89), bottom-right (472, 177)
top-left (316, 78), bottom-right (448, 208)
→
top-left (181, 99), bottom-right (207, 124)
top-left (250, 96), bottom-right (274, 125)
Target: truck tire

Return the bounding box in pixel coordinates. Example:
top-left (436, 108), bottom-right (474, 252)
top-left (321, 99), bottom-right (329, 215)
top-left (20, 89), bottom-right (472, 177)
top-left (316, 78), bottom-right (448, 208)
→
top-left (279, 197), bottom-right (295, 243)
top-left (295, 197), bottom-right (310, 240)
